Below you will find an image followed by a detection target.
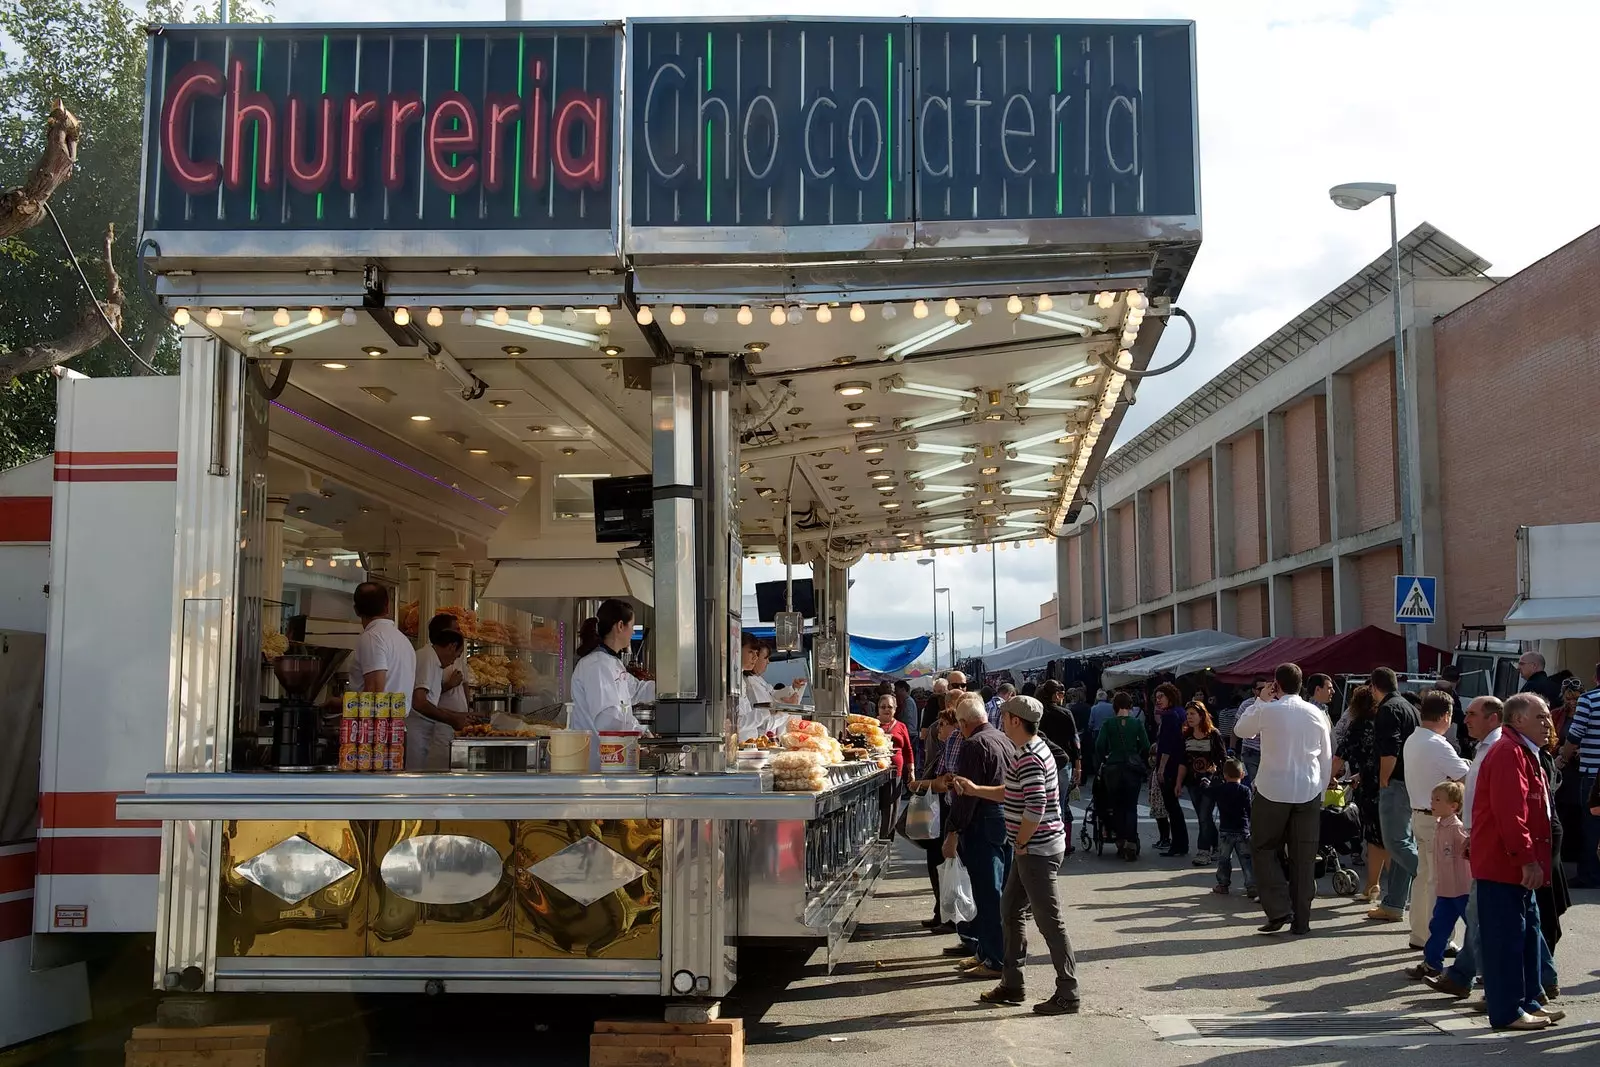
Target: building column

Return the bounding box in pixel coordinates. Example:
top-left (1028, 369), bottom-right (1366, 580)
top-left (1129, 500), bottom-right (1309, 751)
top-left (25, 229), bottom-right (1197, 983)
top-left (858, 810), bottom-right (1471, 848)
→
top-left (263, 496), bottom-right (289, 606)
top-left (417, 552), bottom-right (440, 640)
top-left (404, 563), bottom-right (421, 610)
top-left (1055, 535), bottom-right (1073, 634)
top-left (1104, 508), bottom-right (1125, 618)
top-left (1263, 412), bottom-right (1289, 563)
top-left (1211, 442), bottom-right (1236, 581)
top-left (1134, 489), bottom-right (1153, 605)
top-left (1216, 586), bottom-right (1239, 635)
top-left (1268, 572), bottom-right (1293, 636)
top-left (366, 551), bottom-right (391, 582)
top-left (1333, 552), bottom-right (1363, 632)
top-left (1408, 322), bottom-right (1446, 648)
top-left (1170, 468), bottom-right (1190, 594)
top-left (454, 563), bottom-right (476, 612)
top-left (1326, 372), bottom-right (1357, 541)
top-left (1079, 528), bottom-right (1097, 632)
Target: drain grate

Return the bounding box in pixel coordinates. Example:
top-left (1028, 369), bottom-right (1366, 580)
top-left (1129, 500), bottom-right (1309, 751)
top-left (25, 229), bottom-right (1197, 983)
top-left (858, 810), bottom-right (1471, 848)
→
top-left (1144, 1011), bottom-right (1495, 1047)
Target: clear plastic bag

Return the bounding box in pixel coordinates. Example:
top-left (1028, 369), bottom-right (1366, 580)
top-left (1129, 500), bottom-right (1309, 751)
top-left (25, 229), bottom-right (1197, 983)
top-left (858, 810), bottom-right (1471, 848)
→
top-left (904, 789), bottom-right (941, 840)
top-left (939, 856), bottom-right (977, 924)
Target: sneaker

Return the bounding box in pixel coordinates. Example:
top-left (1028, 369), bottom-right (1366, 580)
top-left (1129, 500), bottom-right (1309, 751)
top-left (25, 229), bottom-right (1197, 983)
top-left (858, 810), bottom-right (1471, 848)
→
top-left (1032, 994), bottom-right (1082, 1016)
top-left (978, 984), bottom-right (1025, 1005)
top-left (1155, 839), bottom-right (1171, 851)
top-left (1365, 906), bottom-right (1403, 922)
top-left (1405, 963), bottom-right (1440, 980)
top-left (1211, 884), bottom-right (1229, 895)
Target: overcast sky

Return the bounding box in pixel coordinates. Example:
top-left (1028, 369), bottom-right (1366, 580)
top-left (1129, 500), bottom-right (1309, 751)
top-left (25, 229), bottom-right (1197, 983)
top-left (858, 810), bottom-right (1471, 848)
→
top-left (264, 0), bottom-right (1600, 648)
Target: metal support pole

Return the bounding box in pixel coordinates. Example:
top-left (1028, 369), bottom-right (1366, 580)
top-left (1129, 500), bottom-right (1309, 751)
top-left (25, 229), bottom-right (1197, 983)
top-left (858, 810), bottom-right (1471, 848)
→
top-left (991, 546), bottom-right (999, 651)
top-left (1097, 479), bottom-right (1112, 648)
top-left (1389, 193), bottom-right (1420, 675)
top-left (929, 559), bottom-right (938, 672)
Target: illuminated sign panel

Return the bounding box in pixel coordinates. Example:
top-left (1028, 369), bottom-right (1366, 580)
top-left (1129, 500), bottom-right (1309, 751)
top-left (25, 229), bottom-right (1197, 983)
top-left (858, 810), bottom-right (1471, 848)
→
top-left (142, 24), bottom-right (619, 233)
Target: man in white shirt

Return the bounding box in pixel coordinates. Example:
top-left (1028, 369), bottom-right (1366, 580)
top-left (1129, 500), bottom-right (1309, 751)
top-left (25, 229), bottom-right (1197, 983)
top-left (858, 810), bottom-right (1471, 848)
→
top-left (349, 582), bottom-right (416, 711)
top-left (1402, 691), bottom-right (1471, 949)
top-left (1233, 663), bottom-right (1333, 936)
top-left (1424, 696), bottom-right (1504, 998)
top-left (411, 629), bottom-right (470, 770)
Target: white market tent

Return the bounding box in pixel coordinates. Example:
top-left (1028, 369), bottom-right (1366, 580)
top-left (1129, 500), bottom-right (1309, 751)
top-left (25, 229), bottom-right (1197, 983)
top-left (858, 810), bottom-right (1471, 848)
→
top-left (1098, 637), bottom-right (1273, 688)
top-left (1062, 628), bottom-right (1241, 662)
top-left (977, 637), bottom-right (1072, 674)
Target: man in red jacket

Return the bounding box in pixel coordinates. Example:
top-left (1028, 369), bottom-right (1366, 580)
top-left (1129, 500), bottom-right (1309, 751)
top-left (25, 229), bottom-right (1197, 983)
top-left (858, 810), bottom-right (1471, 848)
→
top-left (1471, 693), bottom-right (1560, 1032)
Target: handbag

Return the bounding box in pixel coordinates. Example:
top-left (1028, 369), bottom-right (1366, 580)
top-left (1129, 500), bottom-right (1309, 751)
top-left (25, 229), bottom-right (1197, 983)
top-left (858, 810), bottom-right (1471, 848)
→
top-left (904, 788), bottom-right (941, 840)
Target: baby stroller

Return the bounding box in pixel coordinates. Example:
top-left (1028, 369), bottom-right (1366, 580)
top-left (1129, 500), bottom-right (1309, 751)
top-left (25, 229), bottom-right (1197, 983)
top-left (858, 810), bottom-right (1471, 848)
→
top-left (1316, 780), bottom-right (1364, 897)
top-left (1080, 774), bottom-right (1126, 857)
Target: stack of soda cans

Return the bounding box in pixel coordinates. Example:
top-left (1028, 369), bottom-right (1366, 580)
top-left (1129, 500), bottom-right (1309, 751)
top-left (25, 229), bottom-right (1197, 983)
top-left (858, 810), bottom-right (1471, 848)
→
top-left (340, 692), bottom-right (407, 771)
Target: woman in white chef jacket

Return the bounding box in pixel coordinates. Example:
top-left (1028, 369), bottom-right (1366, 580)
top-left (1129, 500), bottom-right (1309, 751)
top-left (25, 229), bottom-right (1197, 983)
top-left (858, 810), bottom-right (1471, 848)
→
top-left (569, 599), bottom-right (653, 770)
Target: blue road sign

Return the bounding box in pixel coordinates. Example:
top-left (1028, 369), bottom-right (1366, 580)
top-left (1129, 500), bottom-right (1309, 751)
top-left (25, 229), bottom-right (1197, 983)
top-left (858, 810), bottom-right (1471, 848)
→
top-left (1394, 575), bottom-right (1437, 625)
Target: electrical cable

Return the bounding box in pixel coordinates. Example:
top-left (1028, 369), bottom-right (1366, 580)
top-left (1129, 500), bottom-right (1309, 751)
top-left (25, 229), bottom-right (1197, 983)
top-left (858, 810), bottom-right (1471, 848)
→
top-left (1104, 307), bottom-right (1196, 379)
top-left (42, 202), bottom-right (159, 376)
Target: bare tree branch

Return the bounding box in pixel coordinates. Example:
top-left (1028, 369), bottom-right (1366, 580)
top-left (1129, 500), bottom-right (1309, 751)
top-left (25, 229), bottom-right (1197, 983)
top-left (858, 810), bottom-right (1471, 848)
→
top-left (0, 102), bottom-right (81, 240)
top-left (0, 223), bottom-right (125, 382)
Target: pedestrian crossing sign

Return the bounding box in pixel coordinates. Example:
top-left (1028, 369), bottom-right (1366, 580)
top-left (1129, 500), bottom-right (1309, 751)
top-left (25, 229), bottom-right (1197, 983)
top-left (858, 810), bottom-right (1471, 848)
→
top-left (1394, 575), bottom-right (1437, 625)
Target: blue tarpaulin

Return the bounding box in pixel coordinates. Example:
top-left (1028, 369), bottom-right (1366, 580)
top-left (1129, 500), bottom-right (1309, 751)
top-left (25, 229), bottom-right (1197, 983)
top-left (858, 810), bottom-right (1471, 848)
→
top-left (741, 627), bottom-right (929, 676)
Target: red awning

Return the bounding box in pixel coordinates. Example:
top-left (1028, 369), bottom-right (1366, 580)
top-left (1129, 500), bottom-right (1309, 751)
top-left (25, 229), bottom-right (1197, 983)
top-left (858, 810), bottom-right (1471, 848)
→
top-left (1213, 626), bottom-right (1446, 684)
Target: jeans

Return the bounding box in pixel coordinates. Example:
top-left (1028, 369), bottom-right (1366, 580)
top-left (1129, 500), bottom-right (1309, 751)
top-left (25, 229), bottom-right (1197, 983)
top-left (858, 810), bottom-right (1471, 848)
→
top-left (1445, 883), bottom-right (1559, 993)
top-left (1477, 879), bottom-right (1545, 1028)
top-left (1215, 830), bottom-right (1255, 890)
top-left (959, 817), bottom-right (1011, 969)
top-left (1189, 782), bottom-right (1218, 853)
top-left (1159, 776), bottom-right (1189, 853)
top-left (1103, 763), bottom-right (1145, 847)
top-left (1251, 794), bottom-right (1320, 928)
top-left (1411, 814), bottom-right (1438, 945)
top-left (1000, 850), bottom-right (1079, 1000)
top-left (1377, 782), bottom-right (1419, 912)
top-left (1425, 894), bottom-right (1469, 971)
top-left (1242, 747), bottom-right (1261, 786)
top-left (1580, 772), bottom-right (1600, 885)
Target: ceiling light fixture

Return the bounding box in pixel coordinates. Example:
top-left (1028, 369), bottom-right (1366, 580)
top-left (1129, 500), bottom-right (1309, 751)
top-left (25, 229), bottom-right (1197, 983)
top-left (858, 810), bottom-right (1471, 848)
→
top-left (861, 444), bottom-right (885, 454)
top-left (601, 344), bottom-right (624, 357)
top-left (1005, 428), bottom-right (1074, 452)
top-left (425, 307), bottom-right (443, 327)
top-left (409, 414), bottom-right (431, 422)
top-left (1095, 291), bottom-right (1117, 309)
top-left (881, 318), bottom-right (972, 360)
top-left (1018, 311), bottom-right (1096, 336)
top-left (917, 494), bottom-right (966, 510)
top-left (900, 407), bottom-right (967, 431)
top-left (850, 303), bottom-right (866, 322)
top-left (1010, 452), bottom-right (1069, 467)
top-left (943, 297), bottom-right (960, 318)
top-left (460, 308), bottom-right (477, 326)
top-left (669, 305), bottom-right (687, 326)
top-left (907, 442), bottom-right (978, 457)
top-left (914, 459), bottom-right (972, 481)
top-left (769, 305), bottom-right (786, 326)
top-left (912, 299), bottom-right (929, 319)
top-left (884, 376), bottom-right (980, 402)
top-left (881, 303), bottom-right (897, 320)
top-left (273, 307), bottom-right (292, 327)
top-left (981, 465), bottom-right (999, 475)
top-left (834, 381), bottom-right (870, 397)
top-left (527, 307), bottom-right (545, 325)
top-left (636, 305), bottom-right (654, 326)
top-left (1015, 397), bottom-right (1091, 411)
top-left (1017, 360), bottom-right (1097, 395)
top-left (737, 305), bottom-right (754, 326)
top-left (787, 306), bottom-right (804, 325)
top-left (516, 474), bottom-right (533, 481)
top-left (265, 320), bottom-right (340, 347)
top-left (172, 307), bottom-right (191, 326)
top-left (475, 316), bottom-right (601, 350)
top-left (321, 362), bottom-right (348, 370)
top-left (340, 307), bottom-right (358, 326)
top-left (847, 415), bottom-right (880, 430)
top-left (703, 307), bottom-right (719, 324)
top-left (869, 471), bottom-right (894, 481)
top-left (468, 448), bottom-right (489, 455)
top-left (1036, 294), bottom-right (1055, 313)
top-left (204, 307), bottom-right (224, 328)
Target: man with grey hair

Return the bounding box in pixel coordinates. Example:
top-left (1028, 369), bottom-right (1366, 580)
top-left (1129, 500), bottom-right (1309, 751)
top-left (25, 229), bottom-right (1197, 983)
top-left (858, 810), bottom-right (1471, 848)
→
top-left (988, 681), bottom-right (1017, 727)
top-left (939, 692), bottom-right (1015, 981)
top-left (954, 696), bottom-right (1080, 1015)
top-left (1517, 651), bottom-right (1561, 707)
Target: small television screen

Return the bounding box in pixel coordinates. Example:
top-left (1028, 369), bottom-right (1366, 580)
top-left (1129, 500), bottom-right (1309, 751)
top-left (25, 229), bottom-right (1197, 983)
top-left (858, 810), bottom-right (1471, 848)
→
top-left (755, 578), bottom-right (816, 622)
top-left (592, 474), bottom-right (653, 543)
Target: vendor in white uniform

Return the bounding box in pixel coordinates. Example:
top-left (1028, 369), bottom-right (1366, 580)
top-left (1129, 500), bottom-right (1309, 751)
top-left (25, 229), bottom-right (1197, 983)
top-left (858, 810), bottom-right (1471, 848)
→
top-left (348, 581), bottom-right (417, 742)
top-left (410, 626), bottom-right (471, 770)
top-left (738, 635), bottom-right (792, 740)
top-left (569, 599), bottom-right (653, 770)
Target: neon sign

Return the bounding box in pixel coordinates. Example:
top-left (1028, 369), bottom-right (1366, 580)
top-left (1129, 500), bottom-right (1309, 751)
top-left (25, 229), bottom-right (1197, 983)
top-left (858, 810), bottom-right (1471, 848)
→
top-left (142, 26), bottom-right (618, 232)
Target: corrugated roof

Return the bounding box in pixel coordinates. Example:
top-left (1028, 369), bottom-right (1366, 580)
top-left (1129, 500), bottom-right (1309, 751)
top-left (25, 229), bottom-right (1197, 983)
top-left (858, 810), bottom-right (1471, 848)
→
top-left (1100, 223), bottom-right (1491, 481)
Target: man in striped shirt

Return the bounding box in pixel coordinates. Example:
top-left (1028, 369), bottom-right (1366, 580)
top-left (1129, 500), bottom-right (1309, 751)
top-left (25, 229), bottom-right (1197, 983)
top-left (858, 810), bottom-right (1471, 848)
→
top-left (1556, 664), bottom-right (1600, 888)
top-left (953, 695), bottom-right (1080, 1016)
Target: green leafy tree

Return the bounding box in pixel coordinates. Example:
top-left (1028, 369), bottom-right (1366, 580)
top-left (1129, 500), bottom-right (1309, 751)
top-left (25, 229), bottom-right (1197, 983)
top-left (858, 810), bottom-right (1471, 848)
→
top-left (0, 0), bottom-right (270, 469)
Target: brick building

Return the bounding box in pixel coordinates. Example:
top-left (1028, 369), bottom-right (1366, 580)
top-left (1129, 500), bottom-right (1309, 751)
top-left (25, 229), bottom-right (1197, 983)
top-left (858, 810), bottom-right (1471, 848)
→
top-left (1055, 222), bottom-right (1600, 672)
top-left (1005, 593), bottom-right (1059, 644)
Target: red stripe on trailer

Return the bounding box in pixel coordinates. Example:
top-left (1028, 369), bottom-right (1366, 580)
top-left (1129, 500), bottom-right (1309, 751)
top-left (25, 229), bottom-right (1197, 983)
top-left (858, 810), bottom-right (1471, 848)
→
top-left (54, 468), bottom-right (178, 483)
top-left (0, 849), bottom-right (36, 895)
top-left (37, 836), bottom-right (160, 876)
top-left (40, 792), bottom-right (159, 830)
top-left (0, 496), bottom-right (51, 542)
top-left (0, 898), bottom-right (31, 943)
top-left (54, 451), bottom-right (178, 466)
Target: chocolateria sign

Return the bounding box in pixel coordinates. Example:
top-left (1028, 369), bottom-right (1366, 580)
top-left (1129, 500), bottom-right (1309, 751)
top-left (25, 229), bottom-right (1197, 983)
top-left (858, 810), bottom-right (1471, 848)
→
top-left (141, 19), bottom-right (1197, 257)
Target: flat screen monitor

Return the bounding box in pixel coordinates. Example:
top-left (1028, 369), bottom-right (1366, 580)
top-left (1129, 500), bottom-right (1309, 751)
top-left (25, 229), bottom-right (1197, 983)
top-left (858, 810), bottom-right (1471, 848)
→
top-left (755, 578), bottom-right (815, 622)
top-left (592, 474), bottom-right (653, 543)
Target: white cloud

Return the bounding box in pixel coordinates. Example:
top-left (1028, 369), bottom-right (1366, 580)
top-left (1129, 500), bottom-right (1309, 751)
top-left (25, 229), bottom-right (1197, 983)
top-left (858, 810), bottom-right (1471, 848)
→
top-left (253, 0), bottom-right (1600, 638)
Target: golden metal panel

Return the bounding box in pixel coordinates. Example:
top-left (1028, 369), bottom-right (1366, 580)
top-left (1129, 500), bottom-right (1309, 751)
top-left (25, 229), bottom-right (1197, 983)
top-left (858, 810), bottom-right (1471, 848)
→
top-left (216, 821), bottom-right (368, 958)
top-left (512, 820), bottom-right (662, 960)
top-left (367, 821), bottom-right (514, 958)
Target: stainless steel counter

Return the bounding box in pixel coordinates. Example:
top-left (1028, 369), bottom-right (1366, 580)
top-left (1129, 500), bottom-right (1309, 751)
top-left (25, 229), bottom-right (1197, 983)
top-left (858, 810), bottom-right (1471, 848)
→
top-left (118, 766), bottom-right (888, 822)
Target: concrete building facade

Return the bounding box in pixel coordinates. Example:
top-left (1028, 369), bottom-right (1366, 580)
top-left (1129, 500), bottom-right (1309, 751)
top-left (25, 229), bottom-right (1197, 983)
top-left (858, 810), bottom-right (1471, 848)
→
top-left (1056, 223), bottom-right (1516, 651)
top-left (1005, 594), bottom-right (1059, 644)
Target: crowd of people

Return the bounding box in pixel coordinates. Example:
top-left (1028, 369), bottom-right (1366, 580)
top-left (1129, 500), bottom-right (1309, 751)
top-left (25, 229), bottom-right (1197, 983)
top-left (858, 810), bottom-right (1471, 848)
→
top-left (874, 653), bottom-right (1599, 1033)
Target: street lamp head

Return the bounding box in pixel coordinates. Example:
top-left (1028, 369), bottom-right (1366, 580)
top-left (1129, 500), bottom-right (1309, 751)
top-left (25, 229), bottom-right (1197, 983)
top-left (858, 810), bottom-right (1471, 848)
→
top-left (935, 587), bottom-right (949, 594)
top-left (972, 605), bottom-right (984, 612)
top-left (1329, 181), bottom-right (1396, 211)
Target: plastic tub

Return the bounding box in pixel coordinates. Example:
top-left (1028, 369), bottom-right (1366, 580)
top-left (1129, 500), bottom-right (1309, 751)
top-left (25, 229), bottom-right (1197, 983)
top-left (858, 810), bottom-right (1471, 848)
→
top-left (597, 731), bottom-right (642, 773)
top-left (548, 729), bottom-right (592, 773)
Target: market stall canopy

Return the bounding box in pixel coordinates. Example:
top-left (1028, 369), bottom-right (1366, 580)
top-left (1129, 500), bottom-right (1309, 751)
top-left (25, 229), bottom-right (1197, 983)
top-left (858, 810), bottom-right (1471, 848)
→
top-left (1064, 628), bottom-right (1240, 662)
top-left (1099, 637), bottom-right (1272, 688)
top-left (1503, 523), bottom-right (1600, 640)
top-left (1213, 626), bottom-right (1447, 685)
top-left (848, 635), bottom-right (931, 676)
top-left (482, 557), bottom-right (653, 609)
top-left (976, 636), bottom-right (1073, 674)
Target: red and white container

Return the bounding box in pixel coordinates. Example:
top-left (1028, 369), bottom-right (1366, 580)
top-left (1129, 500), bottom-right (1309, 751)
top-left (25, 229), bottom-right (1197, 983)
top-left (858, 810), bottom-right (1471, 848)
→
top-left (597, 731), bottom-right (641, 773)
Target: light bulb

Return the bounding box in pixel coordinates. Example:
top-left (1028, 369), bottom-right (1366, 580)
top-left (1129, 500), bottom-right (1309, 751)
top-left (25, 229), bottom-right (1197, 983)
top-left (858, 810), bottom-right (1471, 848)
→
top-left (392, 307), bottom-right (410, 326)
top-left (1066, 293), bottom-right (1087, 312)
top-left (943, 298), bottom-right (960, 318)
top-left (562, 307), bottom-right (577, 325)
top-left (669, 305), bottom-right (687, 326)
top-left (787, 306), bottom-right (803, 325)
top-left (882, 303), bottom-right (897, 320)
top-left (594, 306), bottom-right (611, 326)
top-left (816, 304), bottom-right (833, 324)
top-left (976, 297), bottom-right (993, 316)
top-left (1095, 291), bottom-right (1116, 309)
top-left (913, 299), bottom-right (929, 319)
top-left (770, 305), bottom-right (786, 326)
top-left (850, 303), bottom-right (866, 322)
top-left (636, 305), bottom-right (654, 326)
top-left (1036, 294), bottom-right (1054, 313)
top-left (493, 307), bottom-right (510, 326)
top-left (340, 307), bottom-right (357, 326)
top-left (737, 305), bottom-right (754, 326)
top-left (702, 307), bottom-right (719, 324)
top-left (273, 307), bottom-right (291, 327)
top-left (426, 307), bottom-right (443, 327)
top-left (307, 306), bottom-right (325, 325)
top-left (1122, 329), bottom-right (1138, 346)
top-left (460, 308), bottom-right (477, 326)
top-left (204, 307), bottom-right (223, 328)
top-left (527, 307), bottom-right (544, 325)
top-left (173, 307), bottom-right (191, 326)
top-left (240, 308), bottom-right (256, 327)
top-left (1006, 295), bottom-right (1023, 315)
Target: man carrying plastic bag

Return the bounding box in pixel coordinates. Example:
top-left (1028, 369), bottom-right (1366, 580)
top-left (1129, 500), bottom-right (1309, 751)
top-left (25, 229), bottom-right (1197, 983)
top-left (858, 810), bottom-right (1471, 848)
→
top-left (938, 693), bottom-right (1016, 982)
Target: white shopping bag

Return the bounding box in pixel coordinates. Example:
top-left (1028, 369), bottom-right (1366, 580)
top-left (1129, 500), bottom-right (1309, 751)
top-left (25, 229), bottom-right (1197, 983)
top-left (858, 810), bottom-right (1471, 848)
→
top-left (904, 789), bottom-right (941, 840)
top-left (939, 856), bottom-right (977, 924)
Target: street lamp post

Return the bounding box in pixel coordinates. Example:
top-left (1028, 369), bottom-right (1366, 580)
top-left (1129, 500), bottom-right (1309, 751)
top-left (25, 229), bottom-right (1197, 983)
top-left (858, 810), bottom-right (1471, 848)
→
top-left (936, 588), bottom-right (953, 670)
top-left (1329, 181), bottom-right (1419, 675)
top-left (917, 558), bottom-right (938, 671)
top-left (972, 606), bottom-right (987, 654)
